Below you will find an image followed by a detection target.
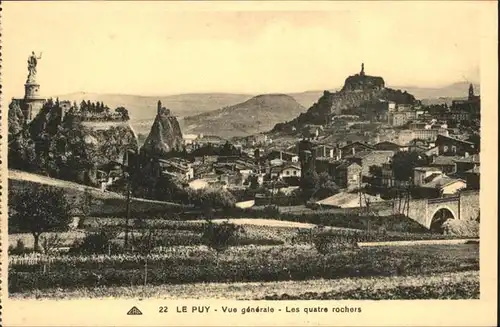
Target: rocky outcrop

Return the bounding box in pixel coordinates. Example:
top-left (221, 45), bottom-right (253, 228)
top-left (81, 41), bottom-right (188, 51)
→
top-left (272, 64), bottom-right (418, 133)
top-left (8, 99), bottom-right (138, 186)
top-left (341, 63), bottom-right (385, 92)
top-left (141, 101), bottom-right (184, 156)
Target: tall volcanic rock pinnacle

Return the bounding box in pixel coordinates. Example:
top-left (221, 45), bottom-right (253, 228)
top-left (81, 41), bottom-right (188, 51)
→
top-left (142, 101), bottom-right (184, 156)
top-left (272, 63), bottom-right (417, 133)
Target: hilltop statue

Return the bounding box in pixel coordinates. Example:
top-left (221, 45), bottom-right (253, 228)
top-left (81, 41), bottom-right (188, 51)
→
top-left (27, 51), bottom-right (42, 83)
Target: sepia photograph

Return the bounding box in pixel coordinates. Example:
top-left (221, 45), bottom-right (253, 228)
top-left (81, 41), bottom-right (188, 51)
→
top-left (0, 1), bottom-right (497, 326)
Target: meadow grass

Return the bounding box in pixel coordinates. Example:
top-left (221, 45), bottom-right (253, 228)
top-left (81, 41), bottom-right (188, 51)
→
top-left (9, 243), bottom-right (478, 293)
top-left (10, 270), bottom-right (479, 300)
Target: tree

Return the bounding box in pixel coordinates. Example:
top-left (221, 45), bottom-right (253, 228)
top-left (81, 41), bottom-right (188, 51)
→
top-left (247, 175), bottom-right (260, 189)
top-left (202, 220), bottom-right (242, 265)
top-left (391, 151), bottom-right (428, 182)
top-left (313, 172), bottom-right (339, 200)
top-left (368, 165), bottom-right (383, 187)
top-left (115, 107), bottom-right (130, 121)
top-left (300, 170), bottom-right (319, 202)
top-left (9, 185), bottom-right (72, 252)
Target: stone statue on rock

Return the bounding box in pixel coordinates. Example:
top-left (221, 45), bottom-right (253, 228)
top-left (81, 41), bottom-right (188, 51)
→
top-left (27, 51), bottom-right (42, 83)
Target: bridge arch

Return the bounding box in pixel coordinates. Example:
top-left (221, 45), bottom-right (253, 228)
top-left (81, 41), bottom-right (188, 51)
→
top-left (429, 206), bottom-right (457, 233)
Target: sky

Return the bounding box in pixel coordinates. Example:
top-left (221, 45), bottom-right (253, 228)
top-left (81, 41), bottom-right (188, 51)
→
top-left (2, 1), bottom-right (483, 100)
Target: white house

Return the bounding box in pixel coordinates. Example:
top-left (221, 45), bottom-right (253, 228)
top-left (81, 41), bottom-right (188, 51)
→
top-left (279, 165), bottom-right (301, 179)
top-left (270, 158), bottom-right (285, 166)
top-left (188, 179), bottom-right (209, 190)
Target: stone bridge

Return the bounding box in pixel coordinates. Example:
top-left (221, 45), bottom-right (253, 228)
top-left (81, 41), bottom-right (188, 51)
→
top-left (403, 190), bottom-right (480, 230)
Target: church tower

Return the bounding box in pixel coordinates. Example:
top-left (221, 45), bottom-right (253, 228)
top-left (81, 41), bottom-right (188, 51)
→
top-left (468, 83), bottom-right (475, 100)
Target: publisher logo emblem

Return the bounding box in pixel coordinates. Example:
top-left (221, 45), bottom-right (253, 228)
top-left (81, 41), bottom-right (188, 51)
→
top-left (127, 306), bottom-right (143, 315)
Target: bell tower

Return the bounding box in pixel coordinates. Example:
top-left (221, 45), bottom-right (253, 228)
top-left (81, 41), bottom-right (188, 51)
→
top-left (468, 83), bottom-right (475, 100)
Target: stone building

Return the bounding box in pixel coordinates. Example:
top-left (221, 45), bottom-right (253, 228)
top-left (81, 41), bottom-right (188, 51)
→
top-left (335, 162), bottom-right (362, 190)
top-left (435, 135), bottom-right (477, 156)
top-left (345, 150), bottom-right (395, 177)
top-left (451, 84), bottom-right (480, 120)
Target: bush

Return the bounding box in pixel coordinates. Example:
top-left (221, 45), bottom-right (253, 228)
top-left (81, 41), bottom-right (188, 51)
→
top-left (442, 219), bottom-right (479, 237)
top-left (9, 239), bottom-right (29, 255)
top-left (40, 234), bottom-right (66, 254)
top-left (202, 220), bottom-right (243, 253)
top-left (70, 229), bottom-right (121, 255)
top-left (313, 233), bottom-right (359, 255)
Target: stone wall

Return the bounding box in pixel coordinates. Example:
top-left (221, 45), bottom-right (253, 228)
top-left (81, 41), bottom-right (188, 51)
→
top-left (459, 190), bottom-right (480, 220)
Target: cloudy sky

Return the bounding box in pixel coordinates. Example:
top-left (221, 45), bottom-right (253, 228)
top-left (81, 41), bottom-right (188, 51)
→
top-left (2, 1), bottom-right (483, 99)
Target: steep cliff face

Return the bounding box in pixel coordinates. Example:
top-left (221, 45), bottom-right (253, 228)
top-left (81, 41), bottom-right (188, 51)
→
top-left (141, 102), bottom-right (184, 156)
top-left (8, 99), bottom-right (138, 185)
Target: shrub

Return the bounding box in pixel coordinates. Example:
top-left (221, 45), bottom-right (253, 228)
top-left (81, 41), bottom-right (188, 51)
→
top-left (202, 220), bottom-right (242, 254)
top-left (70, 229), bottom-right (120, 255)
top-left (312, 233), bottom-right (359, 255)
top-left (9, 239), bottom-right (29, 255)
top-left (442, 219), bottom-right (479, 237)
top-left (40, 234), bottom-right (66, 254)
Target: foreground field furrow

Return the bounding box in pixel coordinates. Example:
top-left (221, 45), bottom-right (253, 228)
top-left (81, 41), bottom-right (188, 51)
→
top-left (11, 270), bottom-right (479, 300)
top-left (8, 244), bottom-right (479, 294)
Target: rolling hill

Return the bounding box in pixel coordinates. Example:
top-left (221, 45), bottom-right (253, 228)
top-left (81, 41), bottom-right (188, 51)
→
top-left (181, 94), bottom-right (307, 138)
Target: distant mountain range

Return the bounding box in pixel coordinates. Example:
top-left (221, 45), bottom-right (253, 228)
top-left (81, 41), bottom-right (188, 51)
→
top-left (54, 81), bottom-right (479, 136)
top-left (182, 94), bottom-right (307, 138)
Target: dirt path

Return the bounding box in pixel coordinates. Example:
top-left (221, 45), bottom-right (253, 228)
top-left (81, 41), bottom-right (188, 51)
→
top-left (186, 218), bottom-right (318, 229)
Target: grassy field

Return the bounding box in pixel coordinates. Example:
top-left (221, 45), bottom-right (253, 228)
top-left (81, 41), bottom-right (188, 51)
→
top-left (10, 269), bottom-right (479, 300)
top-left (9, 243), bottom-right (479, 294)
top-left (8, 170), bottom-right (186, 217)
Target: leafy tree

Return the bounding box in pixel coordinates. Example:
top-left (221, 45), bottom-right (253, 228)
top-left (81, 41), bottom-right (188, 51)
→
top-left (9, 185), bottom-right (72, 252)
top-left (71, 229), bottom-right (119, 255)
top-left (368, 165), bottom-right (383, 187)
top-left (391, 151), bottom-right (428, 182)
top-left (247, 175), bottom-right (260, 189)
top-left (300, 170), bottom-right (319, 202)
top-left (115, 107), bottom-right (130, 121)
top-left (314, 172), bottom-right (339, 199)
top-left (202, 220), bottom-right (242, 265)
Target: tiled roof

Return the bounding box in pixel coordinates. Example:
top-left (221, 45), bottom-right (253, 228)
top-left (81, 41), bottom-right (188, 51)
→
top-left (414, 166), bottom-right (442, 172)
top-left (422, 176), bottom-right (465, 189)
top-left (466, 166), bottom-right (480, 174)
top-left (454, 154), bottom-right (480, 163)
top-left (431, 155), bottom-right (462, 166)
